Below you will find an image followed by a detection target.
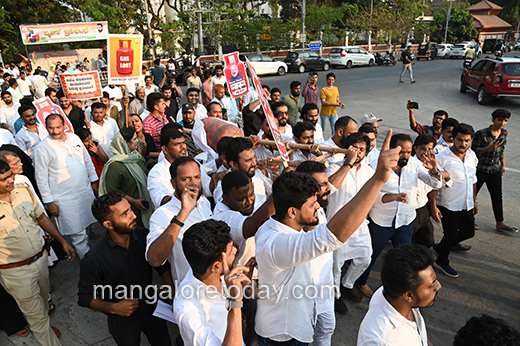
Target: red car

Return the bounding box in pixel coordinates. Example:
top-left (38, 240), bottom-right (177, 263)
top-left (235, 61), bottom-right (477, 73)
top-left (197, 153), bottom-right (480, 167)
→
top-left (460, 57), bottom-right (520, 105)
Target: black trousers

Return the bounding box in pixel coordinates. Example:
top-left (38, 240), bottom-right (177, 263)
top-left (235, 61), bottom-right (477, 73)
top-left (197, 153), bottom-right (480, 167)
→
top-left (437, 207), bottom-right (475, 265)
top-left (412, 204), bottom-right (435, 248)
top-left (107, 313), bottom-right (171, 346)
top-left (0, 284), bottom-right (27, 336)
top-left (476, 170), bottom-right (503, 222)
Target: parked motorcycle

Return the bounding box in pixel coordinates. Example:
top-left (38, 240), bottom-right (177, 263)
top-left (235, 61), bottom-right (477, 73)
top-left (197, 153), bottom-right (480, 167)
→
top-left (463, 57), bottom-right (473, 69)
top-left (383, 52), bottom-right (396, 66)
top-left (495, 49), bottom-right (503, 58)
top-left (374, 52), bottom-right (384, 66)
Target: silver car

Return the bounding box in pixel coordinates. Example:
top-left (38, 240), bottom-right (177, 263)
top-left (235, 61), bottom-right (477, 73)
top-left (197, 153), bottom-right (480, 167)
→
top-left (437, 44), bottom-right (453, 58)
top-left (328, 46), bottom-right (375, 69)
top-left (448, 42), bottom-right (473, 58)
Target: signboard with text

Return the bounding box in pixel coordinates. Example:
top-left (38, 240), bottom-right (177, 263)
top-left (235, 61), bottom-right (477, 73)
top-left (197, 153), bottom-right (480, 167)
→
top-left (245, 57), bottom-right (289, 161)
top-left (223, 52), bottom-right (249, 98)
top-left (59, 71), bottom-right (102, 100)
top-left (107, 34), bottom-right (143, 84)
top-left (20, 22), bottom-right (108, 45)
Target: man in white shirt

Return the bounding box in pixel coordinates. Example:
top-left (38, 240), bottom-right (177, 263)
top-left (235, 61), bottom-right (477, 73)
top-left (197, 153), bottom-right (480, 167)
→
top-left (147, 127), bottom-right (188, 208)
top-left (146, 157), bottom-right (213, 284)
top-left (129, 87), bottom-right (146, 116)
top-left (213, 137), bottom-right (272, 205)
top-left (326, 133), bottom-right (374, 312)
top-left (323, 116), bottom-right (358, 176)
top-left (31, 69), bottom-right (50, 99)
top-left (176, 88), bottom-right (207, 123)
top-left (295, 161), bottom-right (335, 346)
top-left (89, 102), bottom-right (119, 158)
top-left (358, 244), bottom-right (440, 346)
top-left (430, 124), bottom-right (478, 278)
top-left (300, 103), bottom-right (324, 143)
top-left (290, 121), bottom-right (322, 162)
top-left (34, 114), bottom-right (98, 259)
top-left (254, 131), bottom-right (400, 346)
top-left (212, 84), bottom-right (239, 123)
top-left (6, 79), bottom-right (24, 104)
top-left (0, 91), bottom-right (20, 133)
top-left (271, 102), bottom-right (293, 138)
top-left (174, 219), bottom-right (252, 346)
top-left (102, 85), bottom-right (123, 112)
top-left (434, 118), bottom-right (459, 155)
top-left (213, 171), bottom-right (276, 345)
top-left (359, 124), bottom-right (379, 167)
top-left (14, 105), bottom-right (48, 161)
top-left (0, 127), bottom-right (16, 145)
top-left (210, 65), bottom-right (227, 89)
top-left (356, 133), bottom-right (442, 297)
top-left (144, 76), bottom-right (159, 99)
top-left (17, 72), bottom-right (34, 98)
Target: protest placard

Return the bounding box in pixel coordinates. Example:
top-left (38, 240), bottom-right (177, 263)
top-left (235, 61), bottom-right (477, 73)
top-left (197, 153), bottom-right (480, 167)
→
top-left (107, 34), bottom-right (143, 84)
top-left (223, 52), bottom-right (249, 98)
top-left (59, 71), bottom-right (102, 100)
top-left (33, 97), bottom-right (74, 133)
top-left (20, 22), bottom-right (108, 45)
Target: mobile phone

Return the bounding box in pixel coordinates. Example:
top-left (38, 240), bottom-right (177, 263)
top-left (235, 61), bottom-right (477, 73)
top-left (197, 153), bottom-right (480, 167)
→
top-left (496, 137), bottom-right (504, 144)
top-left (409, 101), bottom-right (419, 109)
top-left (308, 72), bottom-right (314, 77)
top-left (142, 200), bottom-right (150, 209)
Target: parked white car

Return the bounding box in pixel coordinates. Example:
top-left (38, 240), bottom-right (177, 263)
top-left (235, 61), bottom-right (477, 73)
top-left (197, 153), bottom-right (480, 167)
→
top-left (448, 42), bottom-right (474, 58)
top-left (515, 40), bottom-right (520, 51)
top-left (437, 44), bottom-right (453, 58)
top-left (239, 54), bottom-right (287, 76)
top-left (328, 46), bottom-right (375, 69)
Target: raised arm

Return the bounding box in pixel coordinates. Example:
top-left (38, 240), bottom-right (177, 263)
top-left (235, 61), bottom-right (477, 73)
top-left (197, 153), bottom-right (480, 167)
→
top-left (327, 130), bottom-right (400, 243)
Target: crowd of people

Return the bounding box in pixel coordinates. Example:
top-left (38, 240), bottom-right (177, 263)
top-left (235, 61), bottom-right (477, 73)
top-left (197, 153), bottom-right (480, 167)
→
top-left (0, 58), bottom-right (518, 346)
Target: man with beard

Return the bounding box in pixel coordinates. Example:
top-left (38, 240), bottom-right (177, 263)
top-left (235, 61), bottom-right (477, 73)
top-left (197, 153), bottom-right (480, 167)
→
top-left (270, 87), bottom-right (281, 103)
top-left (129, 87), bottom-right (146, 116)
top-left (0, 91), bottom-right (20, 133)
top-left (146, 157), bottom-right (213, 284)
top-left (179, 104), bottom-right (195, 129)
top-left (213, 137), bottom-right (273, 206)
top-left (296, 161), bottom-right (335, 346)
top-left (79, 190), bottom-right (172, 346)
top-left (300, 102), bottom-right (324, 143)
top-left (407, 100), bottom-right (448, 140)
top-left (254, 130), bottom-right (401, 346)
top-left (323, 116), bottom-right (358, 176)
top-left (434, 118), bottom-right (459, 155)
top-left (213, 171), bottom-right (276, 345)
top-left (326, 133), bottom-right (374, 312)
top-left (175, 87), bottom-right (207, 123)
top-left (57, 90), bottom-right (86, 132)
top-left (161, 85), bottom-right (179, 123)
top-left (358, 244), bottom-right (441, 346)
top-left (291, 121), bottom-right (322, 161)
top-left (271, 101), bottom-right (292, 137)
top-left (430, 124), bottom-right (478, 278)
top-left (44, 88), bottom-right (58, 104)
top-left (15, 105), bottom-right (48, 161)
top-left (356, 134), bottom-right (442, 298)
top-left (283, 81), bottom-right (302, 125)
top-left (147, 127), bottom-right (187, 208)
top-left (359, 124), bottom-right (378, 167)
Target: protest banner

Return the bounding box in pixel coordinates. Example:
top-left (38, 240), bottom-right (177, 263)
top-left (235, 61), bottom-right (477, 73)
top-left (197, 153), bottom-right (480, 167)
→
top-left (59, 71), bottom-right (102, 100)
top-left (223, 52), bottom-right (249, 98)
top-left (20, 22), bottom-right (108, 45)
top-left (245, 57), bottom-right (289, 161)
top-left (107, 34), bottom-right (143, 85)
top-left (33, 97), bottom-right (74, 133)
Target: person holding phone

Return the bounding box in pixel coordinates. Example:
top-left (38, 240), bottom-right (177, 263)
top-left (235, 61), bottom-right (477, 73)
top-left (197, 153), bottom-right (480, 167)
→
top-left (302, 71), bottom-right (319, 105)
top-left (99, 127), bottom-right (154, 228)
top-left (407, 100), bottom-right (448, 140)
top-left (472, 109), bottom-right (517, 233)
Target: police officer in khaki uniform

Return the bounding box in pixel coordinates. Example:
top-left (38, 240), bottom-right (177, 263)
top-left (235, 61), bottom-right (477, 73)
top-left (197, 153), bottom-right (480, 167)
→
top-left (0, 159), bottom-right (75, 346)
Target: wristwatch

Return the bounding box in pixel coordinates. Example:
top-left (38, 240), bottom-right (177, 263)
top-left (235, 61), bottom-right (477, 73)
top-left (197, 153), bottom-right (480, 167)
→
top-left (170, 215), bottom-right (184, 227)
top-left (343, 160), bottom-right (354, 169)
top-left (225, 299), bottom-right (243, 311)
top-left (429, 169), bottom-right (441, 177)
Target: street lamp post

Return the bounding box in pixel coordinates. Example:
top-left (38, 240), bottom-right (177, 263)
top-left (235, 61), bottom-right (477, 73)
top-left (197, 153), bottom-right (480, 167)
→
top-left (443, 0), bottom-right (454, 44)
top-left (302, 0), bottom-right (306, 50)
top-left (368, 0), bottom-right (373, 52)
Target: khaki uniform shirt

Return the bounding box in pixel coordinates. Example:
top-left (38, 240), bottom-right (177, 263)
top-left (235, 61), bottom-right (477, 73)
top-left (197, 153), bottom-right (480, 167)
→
top-left (0, 183), bottom-right (45, 265)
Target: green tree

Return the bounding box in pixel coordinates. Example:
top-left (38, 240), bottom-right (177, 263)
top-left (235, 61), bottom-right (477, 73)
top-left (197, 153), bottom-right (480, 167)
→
top-left (376, 0), bottom-right (428, 46)
top-left (431, 7), bottom-right (478, 43)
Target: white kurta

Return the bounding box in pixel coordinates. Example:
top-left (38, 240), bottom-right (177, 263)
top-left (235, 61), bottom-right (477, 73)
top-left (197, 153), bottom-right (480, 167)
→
top-left (327, 158), bottom-right (374, 262)
top-left (14, 123), bottom-right (49, 161)
top-left (90, 119), bottom-right (118, 158)
top-left (34, 134), bottom-right (98, 235)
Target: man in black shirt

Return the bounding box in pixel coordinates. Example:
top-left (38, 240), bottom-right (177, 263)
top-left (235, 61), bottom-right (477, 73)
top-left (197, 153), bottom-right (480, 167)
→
top-left (57, 90), bottom-right (85, 131)
top-left (78, 190), bottom-right (171, 346)
top-left (399, 44), bottom-right (416, 84)
top-left (162, 84), bottom-right (179, 124)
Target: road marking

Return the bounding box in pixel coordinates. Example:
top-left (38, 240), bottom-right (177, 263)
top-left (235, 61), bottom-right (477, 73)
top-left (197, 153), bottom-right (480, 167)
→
top-left (506, 167), bottom-right (520, 173)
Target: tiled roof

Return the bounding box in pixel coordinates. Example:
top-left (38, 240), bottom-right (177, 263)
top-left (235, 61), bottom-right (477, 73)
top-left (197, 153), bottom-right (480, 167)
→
top-left (467, 0), bottom-right (502, 11)
top-left (473, 15), bottom-right (512, 29)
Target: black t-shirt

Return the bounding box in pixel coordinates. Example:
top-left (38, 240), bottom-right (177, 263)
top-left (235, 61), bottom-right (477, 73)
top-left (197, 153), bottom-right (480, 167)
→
top-left (64, 105), bottom-right (86, 131)
top-left (402, 50), bottom-right (412, 64)
top-left (164, 99), bottom-right (178, 122)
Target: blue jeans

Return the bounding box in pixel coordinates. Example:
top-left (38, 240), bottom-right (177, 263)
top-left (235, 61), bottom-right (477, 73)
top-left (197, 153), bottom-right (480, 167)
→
top-left (257, 336), bottom-right (308, 346)
top-left (320, 114), bottom-right (338, 135)
top-left (356, 218), bottom-right (414, 286)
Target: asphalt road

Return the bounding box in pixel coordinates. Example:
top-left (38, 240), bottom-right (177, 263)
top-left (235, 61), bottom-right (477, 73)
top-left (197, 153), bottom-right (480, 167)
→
top-left (1, 53), bottom-right (519, 346)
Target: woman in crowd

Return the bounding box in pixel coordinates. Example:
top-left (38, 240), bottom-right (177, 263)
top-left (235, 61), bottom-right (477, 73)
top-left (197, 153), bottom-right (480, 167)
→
top-left (76, 127), bottom-right (109, 179)
top-left (99, 127), bottom-right (153, 227)
top-left (129, 113), bottom-right (159, 167)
